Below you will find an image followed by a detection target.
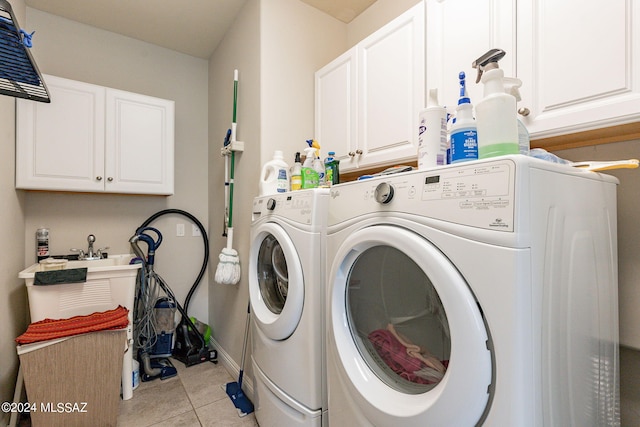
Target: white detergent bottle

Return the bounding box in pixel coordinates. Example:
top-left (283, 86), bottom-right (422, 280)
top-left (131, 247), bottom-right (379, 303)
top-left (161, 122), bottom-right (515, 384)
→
top-left (259, 150), bottom-right (290, 196)
top-left (449, 72), bottom-right (478, 163)
top-left (472, 49), bottom-right (521, 159)
top-left (418, 88), bottom-right (447, 169)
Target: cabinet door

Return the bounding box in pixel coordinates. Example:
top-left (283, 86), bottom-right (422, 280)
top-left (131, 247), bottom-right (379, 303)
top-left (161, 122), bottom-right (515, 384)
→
top-left (16, 75), bottom-right (106, 192)
top-left (315, 47), bottom-right (358, 171)
top-left (425, 0), bottom-right (516, 113)
top-left (517, 0), bottom-right (640, 137)
top-left (105, 89), bottom-right (174, 195)
top-left (357, 2), bottom-right (424, 169)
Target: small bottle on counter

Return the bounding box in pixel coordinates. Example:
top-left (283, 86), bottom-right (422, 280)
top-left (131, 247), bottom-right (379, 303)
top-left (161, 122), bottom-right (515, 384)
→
top-left (36, 228), bottom-right (50, 262)
top-left (290, 152), bottom-right (302, 191)
top-left (324, 151), bottom-right (340, 186)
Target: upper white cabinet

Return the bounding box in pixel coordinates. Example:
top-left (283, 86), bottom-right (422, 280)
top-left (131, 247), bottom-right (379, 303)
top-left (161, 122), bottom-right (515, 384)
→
top-left (316, 2), bottom-right (424, 172)
top-left (516, 0), bottom-right (640, 138)
top-left (16, 74), bottom-right (174, 195)
top-left (425, 0), bottom-right (640, 141)
top-left (315, 47), bottom-right (358, 170)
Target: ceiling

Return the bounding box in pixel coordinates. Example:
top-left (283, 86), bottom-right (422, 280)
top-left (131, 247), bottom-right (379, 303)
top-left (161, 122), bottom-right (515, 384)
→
top-left (24, 0), bottom-right (376, 59)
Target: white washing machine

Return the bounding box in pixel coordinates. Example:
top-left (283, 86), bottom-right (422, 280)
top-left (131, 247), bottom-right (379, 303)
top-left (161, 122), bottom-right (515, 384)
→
top-left (249, 188), bottom-right (329, 427)
top-left (326, 155), bottom-right (620, 426)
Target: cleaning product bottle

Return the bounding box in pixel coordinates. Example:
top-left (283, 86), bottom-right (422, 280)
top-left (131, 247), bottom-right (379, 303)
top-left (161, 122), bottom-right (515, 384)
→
top-left (517, 120), bottom-right (530, 156)
top-left (472, 48), bottom-right (521, 159)
top-left (301, 147), bottom-right (319, 189)
top-left (290, 152), bottom-right (302, 191)
top-left (259, 150), bottom-right (290, 195)
top-left (36, 227), bottom-right (50, 262)
top-left (313, 155), bottom-right (326, 187)
top-left (418, 88), bottom-right (447, 169)
top-left (449, 72), bottom-right (478, 163)
top-left (305, 139), bottom-right (325, 186)
top-left (324, 151), bottom-right (340, 186)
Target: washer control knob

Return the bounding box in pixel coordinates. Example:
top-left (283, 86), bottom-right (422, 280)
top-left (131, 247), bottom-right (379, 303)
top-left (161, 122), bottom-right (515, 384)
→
top-left (266, 198), bottom-right (277, 210)
top-left (374, 182), bottom-right (394, 204)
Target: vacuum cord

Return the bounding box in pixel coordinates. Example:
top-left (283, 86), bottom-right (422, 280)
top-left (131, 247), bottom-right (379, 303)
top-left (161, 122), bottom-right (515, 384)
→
top-left (138, 209), bottom-right (209, 315)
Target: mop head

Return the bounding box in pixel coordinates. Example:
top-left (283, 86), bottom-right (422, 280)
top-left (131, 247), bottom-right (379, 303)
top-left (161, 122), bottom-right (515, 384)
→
top-left (215, 247), bottom-right (241, 285)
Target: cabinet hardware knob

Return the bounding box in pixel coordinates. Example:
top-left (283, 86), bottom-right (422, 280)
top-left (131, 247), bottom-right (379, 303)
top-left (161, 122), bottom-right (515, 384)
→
top-left (518, 107), bottom-right (531, 116)
top-left (349, 151), bottom-right (356, 157)
top-left (96, 176), bottom-right (102, 181)
top-left (356, 149), bottom-right (363, 155)
top-left (107, 177), bottom-right (114, 182)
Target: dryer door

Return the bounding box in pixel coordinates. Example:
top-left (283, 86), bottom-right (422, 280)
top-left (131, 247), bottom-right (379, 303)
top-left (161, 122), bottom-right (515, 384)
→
top-left (328, 225), bottom-right (492, 426)
top-left (249, 222), bottom-right (304, 340)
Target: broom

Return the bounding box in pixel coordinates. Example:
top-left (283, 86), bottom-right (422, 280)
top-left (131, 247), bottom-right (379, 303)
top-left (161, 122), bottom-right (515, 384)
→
top-left (215, 70), bottom-right (241, 285)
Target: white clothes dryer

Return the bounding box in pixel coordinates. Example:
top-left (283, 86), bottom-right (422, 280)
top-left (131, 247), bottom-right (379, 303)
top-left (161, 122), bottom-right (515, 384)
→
top-left (249, 188), bottom-right (329, 427)
top-left (325, 155), bottom-right (620, 426)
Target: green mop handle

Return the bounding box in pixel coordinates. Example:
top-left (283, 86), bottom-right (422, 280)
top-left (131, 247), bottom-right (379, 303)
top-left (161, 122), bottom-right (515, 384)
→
top-left (231, 69), bottom-right (238, 142)
top-left (227, 69), bottom-right (238, 243)
top-left (228, 151), bottom-right (235, 230)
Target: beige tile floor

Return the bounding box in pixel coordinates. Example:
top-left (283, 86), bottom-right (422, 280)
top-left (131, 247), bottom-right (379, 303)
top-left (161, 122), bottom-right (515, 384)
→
top-left (117, 358), bottom-right (258, 427)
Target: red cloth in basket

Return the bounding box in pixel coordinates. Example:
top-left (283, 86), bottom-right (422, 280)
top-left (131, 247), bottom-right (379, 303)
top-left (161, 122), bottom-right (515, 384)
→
top-left (16, 305), bottom-right (129, 345)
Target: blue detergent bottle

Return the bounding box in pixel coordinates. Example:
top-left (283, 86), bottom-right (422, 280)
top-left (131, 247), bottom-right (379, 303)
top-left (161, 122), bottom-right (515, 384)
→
top-left (449, 72), bottom-right (478, 163)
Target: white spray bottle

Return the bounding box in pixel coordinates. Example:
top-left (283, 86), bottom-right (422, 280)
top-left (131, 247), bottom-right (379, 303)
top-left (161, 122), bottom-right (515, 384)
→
top-left (301, 147), bottom-right (319, 189)
top-left (418, 88), bottom-right (447, 169)
top-left (472, 49), bottom-right (522, 159)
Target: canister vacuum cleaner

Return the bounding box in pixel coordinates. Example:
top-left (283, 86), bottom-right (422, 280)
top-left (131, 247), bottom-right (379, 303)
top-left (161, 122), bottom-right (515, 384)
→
top-left (130, 225), bottom-right (214, 382)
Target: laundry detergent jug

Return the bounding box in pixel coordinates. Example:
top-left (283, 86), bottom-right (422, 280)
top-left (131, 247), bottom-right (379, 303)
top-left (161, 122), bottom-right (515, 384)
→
top-left (259, 151), bottom-right (290, 196)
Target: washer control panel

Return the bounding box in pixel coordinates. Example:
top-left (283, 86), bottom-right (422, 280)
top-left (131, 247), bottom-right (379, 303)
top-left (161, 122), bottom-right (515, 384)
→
top-left (252, 188), bottom-right (329, 227)
top-left (330, 159), bottom-right (516, 231)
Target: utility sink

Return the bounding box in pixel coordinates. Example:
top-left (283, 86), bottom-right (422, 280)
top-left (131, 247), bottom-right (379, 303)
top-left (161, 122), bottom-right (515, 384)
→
top-left (18, 254), bottom-right (141, 400)
top-left (19, 253), bottom-right (140, 276)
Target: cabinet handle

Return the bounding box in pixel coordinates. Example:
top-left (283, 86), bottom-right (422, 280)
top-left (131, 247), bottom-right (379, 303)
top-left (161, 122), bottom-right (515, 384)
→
top-left (107, 177), bottom-right (114, 182)
top-left (518, 107), bottom-right (531, 117)
top-left (96, 176), bottom-right (102, 181)
top-left (349, 151), bottom-right (356, 157)
top-left (356, 149), bottom-right (363, 155)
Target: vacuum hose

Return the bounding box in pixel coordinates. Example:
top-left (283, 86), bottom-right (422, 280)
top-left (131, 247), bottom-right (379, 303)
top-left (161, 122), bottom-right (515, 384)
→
top-left (139, 351), bottom-right (162, 377)
top-left (138, 209), bottom-right (209, 315)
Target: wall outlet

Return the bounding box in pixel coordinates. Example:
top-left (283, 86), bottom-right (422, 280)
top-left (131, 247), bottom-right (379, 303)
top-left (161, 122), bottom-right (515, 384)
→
top-left (176, 223), bottom-right (185, 237)
top-left (192, 224), bottom-right (202, 237)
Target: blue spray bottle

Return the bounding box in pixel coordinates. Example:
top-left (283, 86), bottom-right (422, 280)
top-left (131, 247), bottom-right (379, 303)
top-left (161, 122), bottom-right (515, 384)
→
top-left (449, 72), bottom-right (478, 163)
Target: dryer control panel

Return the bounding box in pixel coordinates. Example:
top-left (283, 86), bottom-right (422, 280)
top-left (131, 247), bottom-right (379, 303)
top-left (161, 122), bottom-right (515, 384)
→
top-left (252, 188), bottom-right (329, 228)
top-left (329, 159), bottom-right (516, 231)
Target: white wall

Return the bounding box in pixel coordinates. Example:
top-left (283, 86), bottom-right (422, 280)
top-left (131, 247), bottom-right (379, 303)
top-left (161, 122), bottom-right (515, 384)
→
top-left (207, 0), bottom-right (347, 375)
top-left (22, 9), bottom-right (211, 323)
top-left (260, 0), bottom-right (347, 163)
top-left (555, 140), bottom-right (640, 350)
top-left (347, 0), bottom-right (421, 48)
top-left (0, 1), bottom-right (28, 419)
top-left (208, 0), bottom-right (261, 373)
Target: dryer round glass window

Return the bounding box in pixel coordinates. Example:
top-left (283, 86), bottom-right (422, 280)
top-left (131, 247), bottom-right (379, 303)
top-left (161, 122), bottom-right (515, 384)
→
top-left (256, 234), bottom-right (289, 314)
top-left (346, 245), bottom-right (450, 394)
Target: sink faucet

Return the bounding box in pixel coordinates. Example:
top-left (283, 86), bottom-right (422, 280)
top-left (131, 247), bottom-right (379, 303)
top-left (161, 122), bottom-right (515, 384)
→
top-left (71, 234), bottom-right (109, 260)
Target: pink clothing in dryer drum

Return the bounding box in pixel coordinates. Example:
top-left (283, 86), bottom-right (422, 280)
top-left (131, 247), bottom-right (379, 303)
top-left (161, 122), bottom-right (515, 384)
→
top-left (368, 324), bottom-right (447, 385)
